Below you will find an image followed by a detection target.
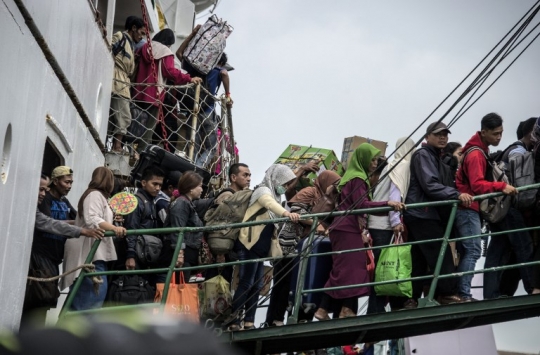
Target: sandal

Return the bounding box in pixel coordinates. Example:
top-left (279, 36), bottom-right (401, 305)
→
top-left (227, 324), bottom-right (241, 332)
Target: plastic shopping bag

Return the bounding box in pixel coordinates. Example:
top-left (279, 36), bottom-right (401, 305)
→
top-left (374, 234), bottom-right (412, 298)
top-left (155, 273), bottom-right (200, 323)
top-left (199, 275), bottom-right (232, 320)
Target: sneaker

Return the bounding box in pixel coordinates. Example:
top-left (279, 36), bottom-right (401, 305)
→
top-left (402, 299), bottom-right (418, 309)
top-left (460, 296), bottom-right (478, 302)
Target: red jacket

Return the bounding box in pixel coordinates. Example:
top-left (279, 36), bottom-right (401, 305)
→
top-left (456, 132), bottom-right (507, 212)
top-left (132, 42), bottom-right (192, 106)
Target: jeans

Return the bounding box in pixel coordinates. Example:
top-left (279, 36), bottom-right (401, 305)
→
top-left (195, 110), bottom-right (218, 168)
top-left (70, 261), bottom-right (108, 310)
top-left (455, 209), bottom-right (482, 298)
top-left (232, 244), bottom-right (265, 323)
top-left (484, 208), bottom-right (534, 298)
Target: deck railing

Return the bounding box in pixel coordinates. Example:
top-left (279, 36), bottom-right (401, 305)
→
top-left (59, 183), bottom-right (540, 324)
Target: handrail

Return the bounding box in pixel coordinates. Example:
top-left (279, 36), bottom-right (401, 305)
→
top-left (59, 183), bottom-right (540, 321)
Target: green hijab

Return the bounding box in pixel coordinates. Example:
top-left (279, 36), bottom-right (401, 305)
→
top-left (339, 143), bottom-right (381, 194)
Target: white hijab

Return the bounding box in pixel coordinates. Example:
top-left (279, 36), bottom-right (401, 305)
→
top-left (387, 137), bottom-right (415, 200)
top-left (250, 164), bottom-right (296, 216)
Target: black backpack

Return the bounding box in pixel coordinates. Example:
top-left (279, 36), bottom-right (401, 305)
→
top-left (105, 275), bottom-right (154, 306)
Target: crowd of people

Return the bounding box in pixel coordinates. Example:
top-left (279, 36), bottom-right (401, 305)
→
top-left (23, 111), bottom-right (540, 333)
top-left (109, 16), bottom-right (233, 170)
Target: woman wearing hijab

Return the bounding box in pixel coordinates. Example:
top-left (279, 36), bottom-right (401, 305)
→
top-left (132, 28), bottom-right (202, 152)
top-left (264, 170), bottom-right (341, 327)
top-left (314, 143), bottom-right (404, 320)
top-left (62, 167), bottom-right (127, 310)
top-left (367, 137), bottom-right (415, 313)
top-left (226, 164), bottom-right (300, 331)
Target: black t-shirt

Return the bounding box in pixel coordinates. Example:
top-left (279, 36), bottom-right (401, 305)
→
top-left (33, 192), bottom-right (77, 265)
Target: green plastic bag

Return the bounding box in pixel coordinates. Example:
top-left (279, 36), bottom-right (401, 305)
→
top-left (374, 234), bottom-right (412, 298)
top-left (199, 275), bottom-right (232, 320)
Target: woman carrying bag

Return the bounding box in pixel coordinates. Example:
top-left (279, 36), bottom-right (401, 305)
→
top-left (314, 143), bottom-right (404, 320)
top-left (367, 137), bottom-right (416, 313)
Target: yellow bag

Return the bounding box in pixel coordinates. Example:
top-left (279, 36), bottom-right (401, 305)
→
top-left (155, 273), bottom-right (200, 323)
top-left (199, 275), bottom-right (232, 320)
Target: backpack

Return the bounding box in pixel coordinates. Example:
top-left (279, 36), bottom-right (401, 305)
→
top-left (203, 189), bottom-right (265, 254)
top-left (112, 33), bottom-right (128, 57)
top-left (105, 275), bottom-right (155, 306)
top-left (461, 147), bottom-right (511, 223)
top-left (501, 142), bottom-right (536, 209)
top-left (134, 191), bottom-right (162, 267)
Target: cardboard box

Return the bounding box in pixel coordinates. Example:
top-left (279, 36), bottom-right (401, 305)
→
top-left (275, 145), bottom-right (344, 187)
top-left (341, 136), bottom-right (388, 170)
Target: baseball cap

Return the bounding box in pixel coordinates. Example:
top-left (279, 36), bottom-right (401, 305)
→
top-left (426, 121), bottom-right (451, 135)
top-left (51, 166), bottom-right (73, 180)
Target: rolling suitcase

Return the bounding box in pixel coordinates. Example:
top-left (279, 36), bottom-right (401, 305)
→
top-left (183, 15), bottom-right (233, 75)
top-left (289, 235), bottom-right (333, 320)
top-left (130, 145), bottom-right (211, 187)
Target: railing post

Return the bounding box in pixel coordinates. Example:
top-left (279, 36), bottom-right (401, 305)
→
top-left (419, 202), bottom-right (458, 308)
top-left (188, 84), bottom-right (201, 161)
top-left (159, 231), bottom-right (185, 312)
top-left (288, 217), bottom-right (318, 325)
top-left (219, 96), bottom-right (231, 186)
top-left (59, 238), bottom-right (102, 318)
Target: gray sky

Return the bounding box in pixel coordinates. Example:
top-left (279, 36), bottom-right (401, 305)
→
top-left (203, 0), bottom-right (540, 352)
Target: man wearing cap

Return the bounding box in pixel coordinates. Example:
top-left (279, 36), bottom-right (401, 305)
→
top-left (455, 113), bottom-right (517, 301)
top-left (36, 166), bottom-right (77, 267)
top-left (404, 121), bottom-right (473, 305)
top-left (23, 172), bottom-right (103, 326)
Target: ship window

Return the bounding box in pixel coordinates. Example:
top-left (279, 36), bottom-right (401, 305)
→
top-left (42, 139), bottom-right (64, 177)
top-left (1, 123), bottom-right (12, 184)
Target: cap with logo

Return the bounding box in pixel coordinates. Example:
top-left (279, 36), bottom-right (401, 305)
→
top-left (426, 121), bottom-right (451, 135)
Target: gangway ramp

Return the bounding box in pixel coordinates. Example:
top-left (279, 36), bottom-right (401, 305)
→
top-left (221, 295), bottom-right (540, 355)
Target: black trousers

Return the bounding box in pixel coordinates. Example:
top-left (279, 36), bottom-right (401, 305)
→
top-left (404, 217), bottom-right (458, 299)
top-left (265, 257), bottom-right (295, 324)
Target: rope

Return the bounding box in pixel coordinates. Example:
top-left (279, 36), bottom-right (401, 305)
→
top-left (27, 264), bottom-right (103, 285)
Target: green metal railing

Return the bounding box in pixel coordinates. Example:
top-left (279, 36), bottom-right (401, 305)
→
top-left (59, 183), bottom-right (540, 324)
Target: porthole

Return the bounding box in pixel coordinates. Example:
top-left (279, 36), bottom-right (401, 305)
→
top-left (95, 82), bottom-right (103, 128)
top-left (1, 124), bottom-right (12, 184)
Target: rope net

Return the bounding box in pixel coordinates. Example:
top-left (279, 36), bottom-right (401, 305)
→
top-left (107, 78), bottom-right (237, 182)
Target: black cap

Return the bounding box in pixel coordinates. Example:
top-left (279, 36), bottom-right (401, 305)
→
top-left (426, 121), bottom-right (451, 135)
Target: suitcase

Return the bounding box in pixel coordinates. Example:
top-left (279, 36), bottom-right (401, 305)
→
top-left (289, 235), bottom-right (333, 319)
top-left (130, 145), bottom-right (211, 187)
top-left (183, 15), bottom-right (233, 75)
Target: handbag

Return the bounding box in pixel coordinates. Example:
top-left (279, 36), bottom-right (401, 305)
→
top-left (199, 275), bottom-right (232, 320)
top-left (269, 236), bottom-right (283, 258)
top-left (136, 234), bottom-right (163, 267)
top-left (366, 239), bottom-right (376, 282)
top-left (155, 273), bottom-right (200, 323)
top-left (374, 233), bottom-right (413, 298)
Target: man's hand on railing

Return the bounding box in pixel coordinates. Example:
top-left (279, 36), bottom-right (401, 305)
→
top-left (81, 228), bottom-right (105, 240)
top-left (458, 193), bottom-right (473, 207)
top-left (126, 257), bottom-right (136, 270)
top-left (502, 184), bottom-right (518, 195)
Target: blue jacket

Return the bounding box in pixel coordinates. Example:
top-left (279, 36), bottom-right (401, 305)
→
top-left (405, 144), bottom-right (460, 221)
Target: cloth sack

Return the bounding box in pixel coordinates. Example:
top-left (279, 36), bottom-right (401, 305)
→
top-left (24, 253), bottom-right (60, 310)
top-left (199, 275), bottom-right (232, 320)
top-left (155, 273), bottom-right (200, 323)
top-left (374, 234), bottom-right (413, 298)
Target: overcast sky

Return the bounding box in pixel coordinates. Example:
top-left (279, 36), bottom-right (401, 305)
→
top-left (200, 1), bottom-right (540, 352)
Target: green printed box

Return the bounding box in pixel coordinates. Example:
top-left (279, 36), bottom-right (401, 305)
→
top-left (275, 145), bottom-right (344, 187)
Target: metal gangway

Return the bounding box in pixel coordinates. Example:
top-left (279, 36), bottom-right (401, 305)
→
top-left (59, 184), bottom-right (540, 355)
